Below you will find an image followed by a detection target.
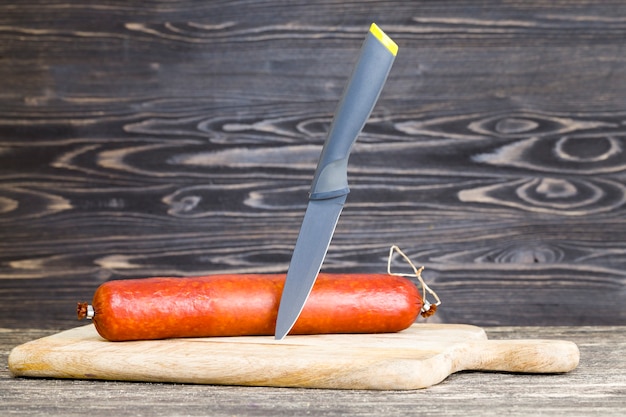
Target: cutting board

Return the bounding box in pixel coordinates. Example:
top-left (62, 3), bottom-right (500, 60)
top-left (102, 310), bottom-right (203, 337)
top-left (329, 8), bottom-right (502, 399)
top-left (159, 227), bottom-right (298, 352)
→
top-left (8, 323), bottom-right (579, 390)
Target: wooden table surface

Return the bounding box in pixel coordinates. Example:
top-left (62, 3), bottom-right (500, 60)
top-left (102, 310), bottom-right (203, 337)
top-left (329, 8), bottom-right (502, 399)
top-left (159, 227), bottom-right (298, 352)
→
top-left (1, 0), bottom-right (625, 415)
top-left (2, 326), bottom-right (625, 416)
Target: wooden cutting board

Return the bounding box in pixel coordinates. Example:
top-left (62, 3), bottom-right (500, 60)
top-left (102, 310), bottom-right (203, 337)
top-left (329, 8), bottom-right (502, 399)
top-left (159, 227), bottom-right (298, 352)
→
top-left (8, 323), bottom-right (579, 390)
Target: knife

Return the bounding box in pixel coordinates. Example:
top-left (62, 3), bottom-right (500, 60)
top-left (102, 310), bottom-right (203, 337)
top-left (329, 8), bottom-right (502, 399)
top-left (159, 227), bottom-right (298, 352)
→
top-left (274, 23), bottom-right (398, 340)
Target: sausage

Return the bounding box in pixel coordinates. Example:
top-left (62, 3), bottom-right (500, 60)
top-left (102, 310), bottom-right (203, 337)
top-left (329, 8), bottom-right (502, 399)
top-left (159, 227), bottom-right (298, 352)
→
top-left (77, 273), bottom-right (422, 341)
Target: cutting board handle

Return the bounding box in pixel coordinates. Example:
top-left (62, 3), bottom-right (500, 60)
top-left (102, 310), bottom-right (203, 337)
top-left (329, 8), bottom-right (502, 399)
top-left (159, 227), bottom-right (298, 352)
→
top-left (464, 339), bottom-right (580, 373)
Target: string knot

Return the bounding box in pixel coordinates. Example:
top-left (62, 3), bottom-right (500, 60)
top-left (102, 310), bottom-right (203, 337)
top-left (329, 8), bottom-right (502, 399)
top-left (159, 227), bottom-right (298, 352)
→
top-left (387, 245), bottom-right (441, 318)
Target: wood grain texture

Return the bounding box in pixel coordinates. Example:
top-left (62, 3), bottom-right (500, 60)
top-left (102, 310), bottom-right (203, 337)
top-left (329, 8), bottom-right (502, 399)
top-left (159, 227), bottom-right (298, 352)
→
top-left (7, 324), bottom-right (579, 389)
top-left (0, 0), bottom-right (625, 329)
top-left (2, 326), bottom-right (624, 416)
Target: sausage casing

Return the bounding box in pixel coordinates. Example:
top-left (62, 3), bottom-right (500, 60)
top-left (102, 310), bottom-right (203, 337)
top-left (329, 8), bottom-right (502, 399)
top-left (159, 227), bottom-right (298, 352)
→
top-left (78, 273), bottom-right (422, 341)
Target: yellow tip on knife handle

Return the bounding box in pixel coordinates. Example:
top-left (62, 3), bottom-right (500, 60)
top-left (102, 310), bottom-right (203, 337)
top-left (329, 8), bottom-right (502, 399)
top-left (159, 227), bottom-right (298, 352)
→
top-left (369, 23), bottom-right (398, 56)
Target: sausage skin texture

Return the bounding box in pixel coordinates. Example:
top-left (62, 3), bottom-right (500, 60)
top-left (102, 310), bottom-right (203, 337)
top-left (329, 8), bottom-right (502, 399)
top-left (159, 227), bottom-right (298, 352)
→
top-left (81, 273), bottom-right (422, 341)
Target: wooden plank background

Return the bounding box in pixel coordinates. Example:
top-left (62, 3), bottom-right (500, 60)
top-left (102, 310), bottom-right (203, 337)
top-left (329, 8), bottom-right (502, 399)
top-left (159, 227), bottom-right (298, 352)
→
top-left (0, 0), bottom-right (624, 329)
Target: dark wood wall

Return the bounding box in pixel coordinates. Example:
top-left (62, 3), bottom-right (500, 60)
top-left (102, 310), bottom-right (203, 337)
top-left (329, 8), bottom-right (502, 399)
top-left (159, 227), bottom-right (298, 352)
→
top-left (1, 1), bottom-right (624, 329)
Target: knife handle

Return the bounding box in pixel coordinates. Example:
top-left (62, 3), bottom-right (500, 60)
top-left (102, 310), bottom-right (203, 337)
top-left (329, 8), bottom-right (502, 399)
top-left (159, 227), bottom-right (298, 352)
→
top-left (309, 23), bottom-right (397, 200)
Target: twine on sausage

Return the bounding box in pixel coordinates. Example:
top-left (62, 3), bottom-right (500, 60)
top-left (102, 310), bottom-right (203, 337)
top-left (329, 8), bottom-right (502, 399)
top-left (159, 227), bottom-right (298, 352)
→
top-left (387, 245), bottom-right (441, 318)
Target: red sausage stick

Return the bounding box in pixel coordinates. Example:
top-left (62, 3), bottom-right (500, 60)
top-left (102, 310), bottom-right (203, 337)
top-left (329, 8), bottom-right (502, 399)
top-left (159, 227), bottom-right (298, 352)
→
top-left (77, 273), bottom-right (422, 341)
